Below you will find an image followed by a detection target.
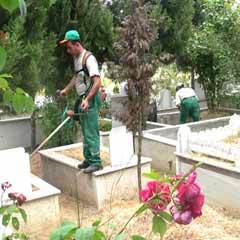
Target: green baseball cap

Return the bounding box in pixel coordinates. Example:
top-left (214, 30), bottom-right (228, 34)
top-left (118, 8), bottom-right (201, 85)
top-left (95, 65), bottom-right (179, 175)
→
top-left (59, 30), bottom-right (80, 45)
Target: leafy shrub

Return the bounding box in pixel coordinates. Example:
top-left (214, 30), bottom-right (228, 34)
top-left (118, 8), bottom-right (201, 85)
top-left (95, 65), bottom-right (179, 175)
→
top-left (99, 119), bottom-right (112, 132)
top-left (39, 100), bottom-right (80, 148)
top-left (99, 101), bottom-right (111, 119)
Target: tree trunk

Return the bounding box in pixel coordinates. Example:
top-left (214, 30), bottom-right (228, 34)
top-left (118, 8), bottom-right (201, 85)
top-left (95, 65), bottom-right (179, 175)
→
top-left (191, 66), bottom-right (195, 89)
top-left (31, 108), bottom-right (38, 151)
top-left (137, 104), bottom-right (143, 201)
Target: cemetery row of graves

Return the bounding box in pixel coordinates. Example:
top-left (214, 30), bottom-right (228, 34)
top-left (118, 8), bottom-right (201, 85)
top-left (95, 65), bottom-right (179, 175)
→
top-left (1, 94), bottom-right (240, 239)
top-left (1, 0), bottom-right (240, 239)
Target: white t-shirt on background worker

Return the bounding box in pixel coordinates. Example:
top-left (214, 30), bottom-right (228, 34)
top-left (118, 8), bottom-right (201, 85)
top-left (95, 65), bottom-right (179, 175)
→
top-left (175, 87), bottom-right (198, 106)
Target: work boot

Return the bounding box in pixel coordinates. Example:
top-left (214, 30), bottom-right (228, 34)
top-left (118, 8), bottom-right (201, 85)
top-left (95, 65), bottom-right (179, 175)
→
top-left (83, 165), bottom-right (103, 174)
top-left (77, 161), bottom-right (90, 169)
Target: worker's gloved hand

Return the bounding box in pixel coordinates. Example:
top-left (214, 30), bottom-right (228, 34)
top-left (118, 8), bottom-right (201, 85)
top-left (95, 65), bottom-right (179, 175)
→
top-left (66, 110), bottom-right (74, 117)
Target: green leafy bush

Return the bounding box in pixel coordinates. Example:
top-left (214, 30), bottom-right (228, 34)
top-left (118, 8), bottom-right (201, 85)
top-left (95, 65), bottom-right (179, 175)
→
top-left (0, 74), bottom-right (35, 115)
top-left (39, 100), bottom-right (80, 148)
top-left (99, 119), bottom-right (112, 132)
top-left (99, 101), bottom-right (111, 119)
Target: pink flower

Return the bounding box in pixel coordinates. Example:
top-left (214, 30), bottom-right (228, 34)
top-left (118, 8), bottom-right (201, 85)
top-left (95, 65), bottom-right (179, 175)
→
top-left (177, 172), bottom-right (204, 217)
top-left (8, 192), bottom-right (27, 206)
top-left (170, 206), bottom-right (192, 225)
top-left (140, 188), bottom-right (153, 202)
top-left (147, 181), bottom-right (160, 193)
top-left (177, 182), bottom-right (200, 203)
top-left (140, 181), bottom-right (171, 213)
top-left (188, 171), bottom-right (197, 184)
top-left (191, 192), bottom-right (204, 218)
top-left (1, 181), bottom-right (12, 191)
top-left (171, 171), bottom-right (205, 224)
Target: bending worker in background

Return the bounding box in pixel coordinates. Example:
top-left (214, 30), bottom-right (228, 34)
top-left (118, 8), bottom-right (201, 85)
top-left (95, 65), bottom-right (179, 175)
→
top-left (59, 29), bottom-right (103, 174)
top-left (175, 83), bottom-right (200, 124)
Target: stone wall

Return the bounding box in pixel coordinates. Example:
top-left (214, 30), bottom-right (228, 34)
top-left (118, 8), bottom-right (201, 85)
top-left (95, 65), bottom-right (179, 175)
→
top-left (0, 116), bottom-right (43, 150)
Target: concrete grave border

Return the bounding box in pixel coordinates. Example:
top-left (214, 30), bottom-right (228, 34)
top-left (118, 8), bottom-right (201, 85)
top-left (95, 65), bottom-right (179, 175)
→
top-left (176, 152), bottom-right (240, 210)
top-left (39, 143), bottom-right (151, 209)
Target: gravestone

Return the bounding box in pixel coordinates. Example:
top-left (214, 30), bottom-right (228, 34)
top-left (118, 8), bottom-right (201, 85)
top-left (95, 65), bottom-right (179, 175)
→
top-left (194, 80), bottom-right (207, 108)
top-left (110, 96), bottom-right (134, 166)
top-left (120, 81), bottom-right (128, 96)
top-left (110, 95), bottom-right (128, 128)
top-left (0, 147), bottom-right (32, 202)
top-left (194, 81), bottom-right (205, 101)
top-left (176, 125), bottom-right (191, 154)
top-left (109, 126), bottom-right (134, 167)
top-left (157, 89), bottom-right (172, 110)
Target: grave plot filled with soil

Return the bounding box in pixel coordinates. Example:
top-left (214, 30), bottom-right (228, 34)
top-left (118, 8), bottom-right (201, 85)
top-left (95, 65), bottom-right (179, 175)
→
top-left (200, 111), bottom-right (230, 121)
top-left (58, 146), bottom-right (111, 167)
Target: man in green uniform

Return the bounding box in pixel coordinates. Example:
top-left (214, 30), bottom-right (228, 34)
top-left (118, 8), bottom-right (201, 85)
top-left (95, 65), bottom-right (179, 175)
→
top-left (175, 83), bottom-right (200, 124)
top-left (59, 30), bottom-right (102, 173)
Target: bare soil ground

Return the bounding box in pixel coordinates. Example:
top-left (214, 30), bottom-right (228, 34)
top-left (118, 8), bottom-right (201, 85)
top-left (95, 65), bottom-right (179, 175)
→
top-left (58, 147), bottom-right (111, 166)
top-left (31, 154), bottom-right (240, 240)
top-left (200, 111), bottom-right (230, 121)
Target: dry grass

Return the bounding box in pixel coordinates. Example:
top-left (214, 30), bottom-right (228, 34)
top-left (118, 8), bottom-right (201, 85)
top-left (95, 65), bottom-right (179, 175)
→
top-left (58, 194), bottom-right (240, 240)
top-left (223, 131), bottom-right (240, 145)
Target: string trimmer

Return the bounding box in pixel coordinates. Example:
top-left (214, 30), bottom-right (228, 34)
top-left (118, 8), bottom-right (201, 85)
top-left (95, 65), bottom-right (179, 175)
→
top-left (30, 90), bottom-right (81, 158)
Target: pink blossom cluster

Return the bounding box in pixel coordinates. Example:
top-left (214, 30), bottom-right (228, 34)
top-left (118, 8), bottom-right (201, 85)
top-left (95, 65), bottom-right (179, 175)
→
top-left (170, 171), bottom-right (204, 225)
top-left (140, 181), bottom-right (171, 213)
top-left (8, 192), bottom-right (26, 206)
top-left (1, 181), bottom-right (26, 206)
top-left (1, 181), bottom-right (12, 191)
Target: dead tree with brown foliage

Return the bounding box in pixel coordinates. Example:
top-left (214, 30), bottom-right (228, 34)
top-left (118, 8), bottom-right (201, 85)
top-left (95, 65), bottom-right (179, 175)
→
top-left (116, 0), bottom-right (157, 196)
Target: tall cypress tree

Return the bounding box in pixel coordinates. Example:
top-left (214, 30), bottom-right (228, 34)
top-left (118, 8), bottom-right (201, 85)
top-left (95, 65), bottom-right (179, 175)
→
top-left (2, 0), bottom-right (58, 98)
top-left (155, 0), bottom-right (194, 66)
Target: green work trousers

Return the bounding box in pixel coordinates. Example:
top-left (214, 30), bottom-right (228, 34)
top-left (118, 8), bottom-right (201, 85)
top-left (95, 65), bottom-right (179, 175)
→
top-left (78, 92), bottom-right (102, 167)
top-left (180, 97), bottom-right (200, 124)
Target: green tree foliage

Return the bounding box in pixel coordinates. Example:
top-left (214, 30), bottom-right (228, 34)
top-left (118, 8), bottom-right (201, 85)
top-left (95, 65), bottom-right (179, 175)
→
top-left (0, 7), bottom-right (10, 29)
top-left (2, 0), bottom-right (58, 98)
top-left (0, 0), bottom-right (35, 114)
top-left (106, 0), bottom-right (195, 80)
top-left (186, 0), bottom-right (240, 109)
top-left (155, 0), bottom-right (194, 66)
top-left (152, 63), bottom-right (191, 96)
top-left (0, 0), bottom-right (19, 13)
top-left (105, 0), bottom-right (131, 27)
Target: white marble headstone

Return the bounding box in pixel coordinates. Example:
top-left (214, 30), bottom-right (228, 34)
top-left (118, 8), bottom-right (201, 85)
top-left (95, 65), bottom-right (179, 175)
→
top-left (120, 81), bottom-right (128, 96)
top-left (0, 147), bottom-right (32, 202)
top-left (194, 80), bottom-right (206, 101)
top-left (110, 96), bottom-right (129, 128)
top-left (157, 89), bottom-right (172, 110)
top-left (229, 114), bottom-right (240, 130)
top-left (109, 126), bottom-right (134, 167)
top-left (176, 125), bottom-right (191, 154)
